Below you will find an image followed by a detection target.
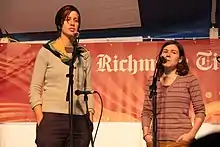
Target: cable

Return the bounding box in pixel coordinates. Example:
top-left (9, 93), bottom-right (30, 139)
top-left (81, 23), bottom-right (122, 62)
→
top-left (93, 91), bottom-right (103, 142)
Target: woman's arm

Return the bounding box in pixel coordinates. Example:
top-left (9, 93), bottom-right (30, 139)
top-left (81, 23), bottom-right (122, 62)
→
top-left (85, 51), bottom-right (95, 122)
top-left (177, 76), bottom-right (206, 142)
top-left (141, 77), bottom-right (153, 142)
top-left (189, 76), bottom-right (206, 136)
top-left (29, 48), bottom-right (47, 125)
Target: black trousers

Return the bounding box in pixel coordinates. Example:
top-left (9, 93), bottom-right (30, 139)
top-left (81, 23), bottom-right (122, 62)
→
top-left (35, 112), bottom-right (93, 147)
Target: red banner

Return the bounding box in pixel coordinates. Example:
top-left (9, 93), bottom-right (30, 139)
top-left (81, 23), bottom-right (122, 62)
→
top-left (0, 40), bottom-right (220, 123)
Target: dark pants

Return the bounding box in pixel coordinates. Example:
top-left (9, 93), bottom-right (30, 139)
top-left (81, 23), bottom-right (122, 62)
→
top-left (35, 112), bottom-right (93, 147)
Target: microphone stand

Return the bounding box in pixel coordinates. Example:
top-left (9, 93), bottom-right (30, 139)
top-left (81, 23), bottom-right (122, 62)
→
top-left (217, 56), bottom-right (220, 63)
top-left (149, 58), bottom-right (163, 147)
top-left (84, 93), bottom-right (95, 147)
top-left (66, 38), bottom-right (78, 147)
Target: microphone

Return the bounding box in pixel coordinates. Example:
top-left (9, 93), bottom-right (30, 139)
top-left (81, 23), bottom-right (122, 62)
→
top-left (159, 56), bottom-right (167, 63)
top-left (74, 32), bottom-right (80, 38)
top-left (217, 56), bottom-right (220, 63)
top-left (75, 90), bottom-right (96, 96)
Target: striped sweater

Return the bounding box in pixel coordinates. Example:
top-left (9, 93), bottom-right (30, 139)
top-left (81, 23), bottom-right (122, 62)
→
top-left (141, 73), bottom-right (206, 141)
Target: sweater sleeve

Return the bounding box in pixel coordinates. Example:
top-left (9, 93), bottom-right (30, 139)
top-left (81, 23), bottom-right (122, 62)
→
top-left (189, 75), bottom-right (206, 119)
top-left (29, 48), bottom-right (47, 109)
top-left (141, 76), bottom-right (153, 128)
top-left (85, 51), bottom-right (95, 114)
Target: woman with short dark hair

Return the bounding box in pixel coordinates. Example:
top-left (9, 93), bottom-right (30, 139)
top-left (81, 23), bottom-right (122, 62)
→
top-left (29, 5), bottom-right (94, 147)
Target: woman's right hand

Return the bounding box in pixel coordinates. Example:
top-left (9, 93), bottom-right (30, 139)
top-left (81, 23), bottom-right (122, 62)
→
top-left (144, 134), bottom-right (153, 143)
top-left (36, 114), bottom-right (43, 126)
top-left (144, 135), bottom-right (153, 147)
top-left (33, 105), bottom-right (43, 126)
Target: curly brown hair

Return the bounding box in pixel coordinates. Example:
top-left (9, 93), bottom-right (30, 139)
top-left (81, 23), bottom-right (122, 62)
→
top-left (157, 40), bottom-right (189, 77)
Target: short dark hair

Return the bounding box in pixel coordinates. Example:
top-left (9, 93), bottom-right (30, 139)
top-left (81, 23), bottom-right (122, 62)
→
top-left (157, 40), bottom-right (189, 77)
top-left (55, 5), bottom-right (81, 32)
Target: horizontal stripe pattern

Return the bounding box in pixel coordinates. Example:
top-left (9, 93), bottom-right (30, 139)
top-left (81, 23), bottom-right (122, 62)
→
top-left (141, 73), bottom-right (206, 141)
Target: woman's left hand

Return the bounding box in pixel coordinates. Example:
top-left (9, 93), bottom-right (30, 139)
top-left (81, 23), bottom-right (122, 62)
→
top-left (176, 132), bottom-right (195, 142)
